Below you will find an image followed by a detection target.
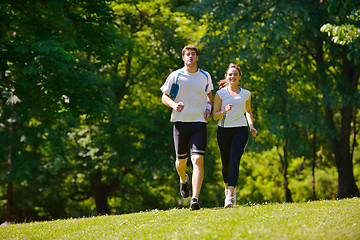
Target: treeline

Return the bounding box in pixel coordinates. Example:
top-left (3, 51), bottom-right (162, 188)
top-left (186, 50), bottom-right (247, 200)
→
top-left (0, 0), bottom-right (359, 223)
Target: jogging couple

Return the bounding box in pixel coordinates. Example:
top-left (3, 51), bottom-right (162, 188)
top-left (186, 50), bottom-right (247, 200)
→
top-left (160, 45), bottom-right (257, 210)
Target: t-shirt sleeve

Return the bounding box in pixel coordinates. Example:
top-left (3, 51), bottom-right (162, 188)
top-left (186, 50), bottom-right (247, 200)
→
top-left (246, 90), bottom-right (251, 101)
top-left (160, 71), bottom-right (176, 94)
top-left (207, 73), bottom-right (214, 93)
top-left (217, 88), bottom-right (225, 100)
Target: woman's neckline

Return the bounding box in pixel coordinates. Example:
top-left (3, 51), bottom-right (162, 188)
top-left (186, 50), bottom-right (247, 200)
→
top-left (226, 86), bottom-right (241, 96)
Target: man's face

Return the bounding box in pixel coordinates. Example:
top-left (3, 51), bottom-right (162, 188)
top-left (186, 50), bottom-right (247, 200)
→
top-left (182, 50), bottom-right (198, 67)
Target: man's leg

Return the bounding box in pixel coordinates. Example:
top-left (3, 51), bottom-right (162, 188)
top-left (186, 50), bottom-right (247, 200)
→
top-left (190, 154), bottom-right (204, 199)
top-left (188, 122), bottom-right (206, 210)
top-left (176, 157), bottom-right (188, 182)
top-left (176, 157), bottom-right (190, 198)
top-left (173, 122), bottom-right (191, 198)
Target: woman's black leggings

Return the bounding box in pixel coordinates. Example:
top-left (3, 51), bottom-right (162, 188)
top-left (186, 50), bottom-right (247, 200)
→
top-left (217, 126), bottom-right (249, 187)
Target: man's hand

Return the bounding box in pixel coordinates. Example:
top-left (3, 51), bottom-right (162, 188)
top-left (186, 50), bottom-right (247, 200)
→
top-left (204, 109), bottom-right (211, 121)
top-left (175, 102), bottom-right (185, 112)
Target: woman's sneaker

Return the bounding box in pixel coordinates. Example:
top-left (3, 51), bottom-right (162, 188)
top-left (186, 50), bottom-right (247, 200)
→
top-left (224, 196), bottom-right (234, 208)
top-left (225, 188), bottom-right (228, 198)
top-left (190, 198), bottom-right (200, 210)
top-left (179, 174), bottom-right (190, 198)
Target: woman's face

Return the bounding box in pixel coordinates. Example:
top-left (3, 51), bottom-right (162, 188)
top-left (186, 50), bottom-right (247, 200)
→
top-left (226, 68), bottom-right (241, 85)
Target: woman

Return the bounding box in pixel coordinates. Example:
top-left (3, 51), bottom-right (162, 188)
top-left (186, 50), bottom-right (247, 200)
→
top-left (213, 63), bottom-right (257, 208)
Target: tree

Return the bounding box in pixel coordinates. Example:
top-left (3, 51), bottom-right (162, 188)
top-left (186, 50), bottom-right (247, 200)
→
top-left (320, 3), bottom-right (360, 198)
top-left (0, 0), bottom-right (118, 221)
top-left (197, 0), bottom-right (359, 199)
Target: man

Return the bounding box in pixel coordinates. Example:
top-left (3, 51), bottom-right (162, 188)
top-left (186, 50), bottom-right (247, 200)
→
top-left (160, 45), bottom-right (213, 210)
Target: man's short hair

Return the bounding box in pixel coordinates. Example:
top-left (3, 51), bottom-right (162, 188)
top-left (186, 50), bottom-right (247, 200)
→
top-left (182, 45), bottom-right (198, 56)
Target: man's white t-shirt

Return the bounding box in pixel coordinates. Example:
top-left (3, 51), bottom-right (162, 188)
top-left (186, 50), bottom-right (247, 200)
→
top-left (217, 87), bottom-right (251, 127)
top-left (160, 67), bottom-right (214, 122)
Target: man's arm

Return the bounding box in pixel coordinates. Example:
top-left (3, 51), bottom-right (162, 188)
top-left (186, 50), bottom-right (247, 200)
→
top-left (162, 92), bottom-right (184, 112)
top-left (204, 91), bottom-right (213, 121)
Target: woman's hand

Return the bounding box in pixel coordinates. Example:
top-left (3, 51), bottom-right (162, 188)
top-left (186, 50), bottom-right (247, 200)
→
top-left (224, 104), bottom-right (232, 112)
top-left (249, 126), bottom-right (257, 137)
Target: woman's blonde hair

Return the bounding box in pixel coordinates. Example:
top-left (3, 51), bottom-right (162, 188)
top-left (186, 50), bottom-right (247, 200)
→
top-left (217, 63), bottom-right (243, 89)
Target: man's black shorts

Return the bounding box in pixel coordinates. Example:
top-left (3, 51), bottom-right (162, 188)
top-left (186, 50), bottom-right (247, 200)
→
top-left (173, 122), bottom-right (207, 159)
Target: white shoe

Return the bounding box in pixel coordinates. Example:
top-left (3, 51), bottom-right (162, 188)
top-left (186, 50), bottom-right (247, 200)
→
top-left (224, 196), bottom-right (234, 208)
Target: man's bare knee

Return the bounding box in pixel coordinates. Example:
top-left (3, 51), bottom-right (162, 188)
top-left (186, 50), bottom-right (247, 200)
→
top-left (191, 155), bottom-right (204, 166)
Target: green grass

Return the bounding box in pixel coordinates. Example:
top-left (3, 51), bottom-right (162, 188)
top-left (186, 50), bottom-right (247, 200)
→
top-left (1, 198), bottom-right (359, 239)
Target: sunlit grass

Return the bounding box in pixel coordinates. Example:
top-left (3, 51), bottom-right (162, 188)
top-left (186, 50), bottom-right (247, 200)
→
top-left (1, 198), bottom-right (359, 239)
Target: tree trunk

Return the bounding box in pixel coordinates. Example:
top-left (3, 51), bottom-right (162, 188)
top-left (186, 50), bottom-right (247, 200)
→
top-left (332, 54), bottom-right (359, 198)
top-left (336, 104), bottom-right (359, 198)
top-left (6, 124), bottom-right (14, 222)
top-left (94, 187), bottom-right (110, 215)
top-left (89, 169), bottom-right (110, 215)
top-left (6, 181), bottom-right (13, 222)
top-left (326, 105), bottom-right (359, 198)
top-left (311, 129), bottom-right (317, 200)
top-left (278, 142), bottom-right (293, 203)
top-left (283, 157), bottom-right (293, 203)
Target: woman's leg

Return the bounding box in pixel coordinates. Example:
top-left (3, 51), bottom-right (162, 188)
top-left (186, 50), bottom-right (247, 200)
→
top-left (227, 127), bottom-right (249, 194)
top-left (217, 127), bottom-right (232, 186)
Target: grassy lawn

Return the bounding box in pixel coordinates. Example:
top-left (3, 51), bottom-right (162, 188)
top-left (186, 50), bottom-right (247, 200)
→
top-left (1, 198), bottom-right (359, 239)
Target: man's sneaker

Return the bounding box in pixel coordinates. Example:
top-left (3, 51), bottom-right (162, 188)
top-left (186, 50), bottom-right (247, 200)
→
top-left (190, 198), bottom-right (200, 210)
top-left (224, 196), bottom-right (234, 208)
top-left (179, 174), bottom-right (190, 198)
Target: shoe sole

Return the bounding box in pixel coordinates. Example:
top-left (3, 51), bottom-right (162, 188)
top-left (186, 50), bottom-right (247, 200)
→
top-left (181, 192), bottom-right (190, 198)
top-left (190, 202), bottom-right (200, 210)
top-left (224, 203), bottom-right (233, 208)
top-left (180, 183), bottom-right (190, 198)
top-left (180, 191), bottom-right (189, 198)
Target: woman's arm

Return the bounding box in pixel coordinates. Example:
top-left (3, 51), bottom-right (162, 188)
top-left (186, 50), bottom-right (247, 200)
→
top-left (245, 96), bottom-right (257, 136)
top-left (213, 92), bottom-right (232, 120)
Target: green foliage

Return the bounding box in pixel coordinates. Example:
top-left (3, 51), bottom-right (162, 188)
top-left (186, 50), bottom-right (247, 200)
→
top-left (238, 149), bottom-right (284, 203)
top-left (321, 9), bottom-right (360, 64)
top-left (0, 0), bottom-right (120, 222)
top-left (234, 147), bottom-right (339, 204)
top-left (321, 23), bottom-right (360, 45)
